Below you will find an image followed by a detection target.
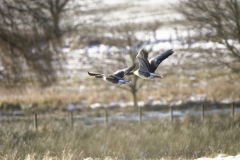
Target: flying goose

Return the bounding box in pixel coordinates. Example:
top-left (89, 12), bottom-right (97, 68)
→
top-left (134, 48), bottom-right (174, 79)
top-left (88, 64), bottom-right (135, 85)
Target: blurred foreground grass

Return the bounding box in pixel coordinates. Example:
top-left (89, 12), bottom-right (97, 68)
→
top-left (0, 113), bottom-right (240, 160)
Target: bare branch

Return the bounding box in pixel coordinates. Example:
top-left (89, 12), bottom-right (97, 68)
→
top-left (177, 0), bottom-right (240, 72)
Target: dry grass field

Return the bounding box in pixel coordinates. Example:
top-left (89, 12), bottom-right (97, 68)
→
top-left (1, 113), bottom-right (240, 160)
top-left (0, 71), bottom-right (239, 113)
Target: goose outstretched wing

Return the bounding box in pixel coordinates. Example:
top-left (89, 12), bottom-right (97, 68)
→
top-left (149, 49), bottom-right (174, 73)
top-left (87, 71), bottom-right (104, 78)
top-left (136, 48), bottom-right (150, 72)
top-left (113, 63), bottom-right (136, 78)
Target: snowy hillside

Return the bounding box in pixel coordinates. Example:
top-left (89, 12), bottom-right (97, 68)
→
top-left (60, 0), bottom-right (237, 80)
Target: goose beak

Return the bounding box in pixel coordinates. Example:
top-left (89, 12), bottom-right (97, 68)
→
top-left (154, 75), bottom-right (163, 79)
top-left (125, 81), bottom-right (131, 84)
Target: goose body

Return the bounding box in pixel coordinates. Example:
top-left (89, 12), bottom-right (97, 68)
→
top-left (88, 64), bottom-right (135, 85)
top-left (134, 48), bottom-right (174, 79)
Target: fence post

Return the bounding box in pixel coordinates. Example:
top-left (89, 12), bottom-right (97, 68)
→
top-left (105, 109), bottom-right (108, 126)
top-left (139, 107), bottom-right (142, 124)
top-left (170, 106), bottom-right (173, 122)
top-left (34, 113), bottom-right (38, 131)
top-left (70, 111), bottom-right (73, 127)
top-left (232, 102), bottom-right (235, 117)
top-left (202, 103), bottom-right (205, 120)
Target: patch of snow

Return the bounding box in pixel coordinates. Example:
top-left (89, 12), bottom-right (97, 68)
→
top-left (67, 104), bottom-right (75, 111)
top-left (191, 41), bottom-right (226, 49)
top-left (189, 76), bottom-right (197, 81)
top-left (138, 101), bottom-right (145, 107)
top-left (170, 100), bottom-right (183, 106)
top-left (79, 85), bottom-right (87, 91)
top-left (67, 103), bottom-right (83, 111)
top-left (99, 44), bottom-right (108, 53)
top-left (62, 48), bottom-right (70, 53)
top-left (198, 154), bottom-right (240, 160)
top-left (220, 98), bottom-right (233, 104)
top-left (107, 102), bottom-right (120, 108)
top-left (189, 94), bottom-right (207, 102)
top-left (150, 99), bottom-right (167, 106)
top-left (86, 45), bottom-right (100, 55)
top-left (145, 97), bottom-right (154, 106)
top-left (106, 101), bottom-right (145, 108)
top-left (108, 46), bottom-right (119, 52)
top-left (151, 42), bottom-right (173, 51)
top-left (120, 102), bottom-right (134, 107)
top-left (90, 103), bottom-right (102, 109)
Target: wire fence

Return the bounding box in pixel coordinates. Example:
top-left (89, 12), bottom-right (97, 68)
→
top-left (26, 102), bottom-right (239, 132)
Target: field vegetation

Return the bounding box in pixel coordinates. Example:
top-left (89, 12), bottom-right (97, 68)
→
top-left (0, 70), bottom-right (239, 113)
top-left (1, 113), bottom-right (240, 160)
